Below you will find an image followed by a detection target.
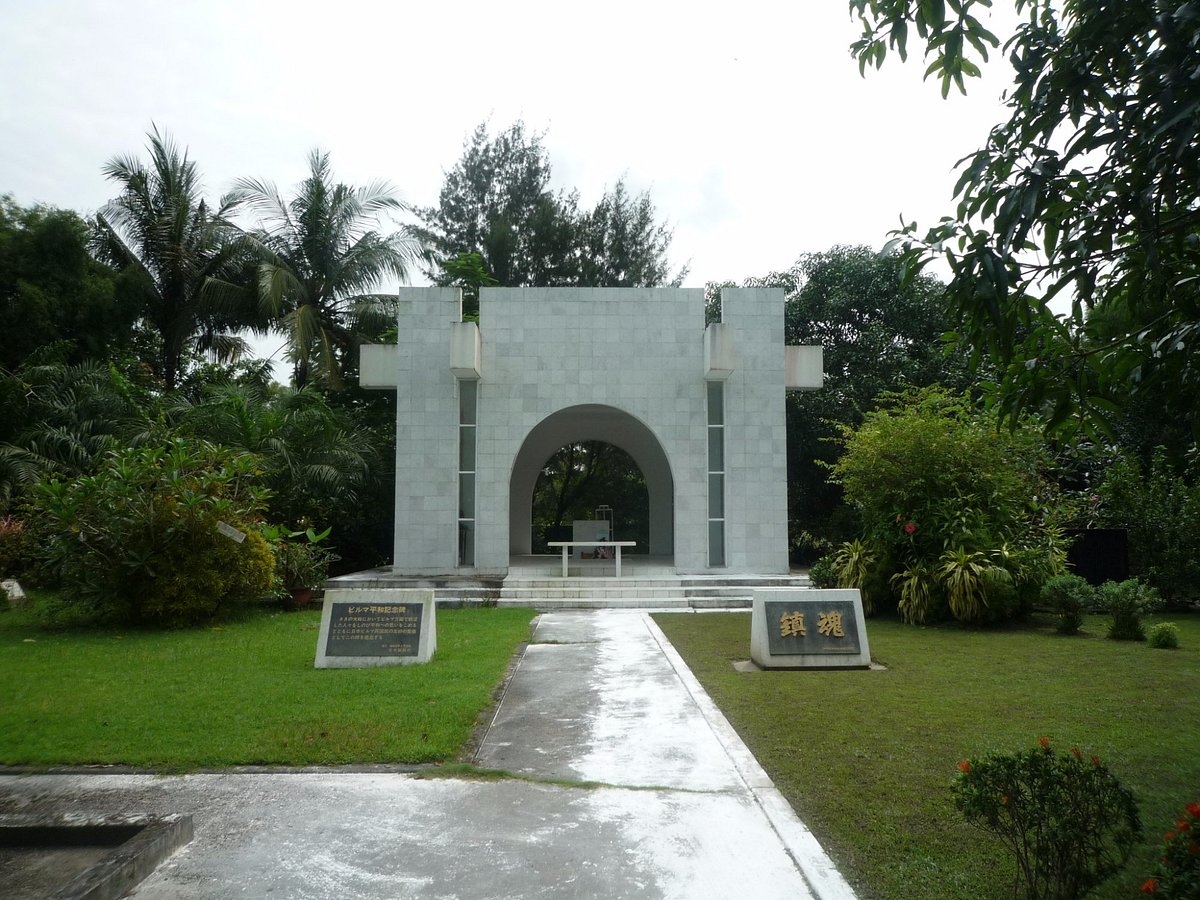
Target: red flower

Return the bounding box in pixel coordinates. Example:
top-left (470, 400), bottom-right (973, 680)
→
top-left (1179, 819), bottom-right (1190, 831)
top-left (1091, 755), bottom-right (1102, 767)
top-left (1165, 830), bottom-right (1178, 843)
top-left (904, 522), bottom-right (916, 534)
top-left (1071, 747), bottom-right (1082, 759)
top-left (1141, 878), bottom-right (1159, 894)
top-left (1038, 736), bottom-right (1051, 750)
top-left (1188, 802), bottom-right (1200, 818)
top-left (958, 760), bottom-right (971, 773)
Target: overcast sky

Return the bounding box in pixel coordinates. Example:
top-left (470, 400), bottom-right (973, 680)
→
top-left (2, 0), bottom-right (1018, 347)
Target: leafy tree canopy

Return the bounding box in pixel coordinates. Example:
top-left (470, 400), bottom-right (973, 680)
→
top-left (0, 197), bottom-right (136, 370)
top-left (850, 1), bottom-right (1200, 444)
top-left (738, 245), bottom-right (972, 552)
top-left (417, 121), bottom-right (684, 315)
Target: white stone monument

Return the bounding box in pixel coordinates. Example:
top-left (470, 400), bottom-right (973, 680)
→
top-left (359, 287), bottom-right (821, 577)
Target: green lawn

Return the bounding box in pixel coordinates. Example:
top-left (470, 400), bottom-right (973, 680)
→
top-left (0, 603), bottom-right (535, 770)
top-left (653, 611), bottom-right (1200, 900)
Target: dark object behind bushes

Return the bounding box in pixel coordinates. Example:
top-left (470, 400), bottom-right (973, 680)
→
top-left (33, 439), bottom-right (274, 627)
top-left (952, 739), bottom-right (1141, 900)
top-left (1041, 574), bottom-right (1094, 635)
top-left (1065, 529), bottom-right (1128, 586)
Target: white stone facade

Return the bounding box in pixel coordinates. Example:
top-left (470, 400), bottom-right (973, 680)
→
top-left (361, 286), bottom-right (819, 577)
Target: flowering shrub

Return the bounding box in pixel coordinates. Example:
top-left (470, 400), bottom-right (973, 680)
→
top-left (1140, 802), bottom-right (1200, 897)
top-left (829, 388), bottom-right (1069, 623)
top-left (33, 438), bottom-right (274, 626)
top-left (951, 738), bottom-right (1141, 899)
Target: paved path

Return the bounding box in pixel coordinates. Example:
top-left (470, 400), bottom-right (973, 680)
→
top-left (0, 610), bottom-right (856, 899)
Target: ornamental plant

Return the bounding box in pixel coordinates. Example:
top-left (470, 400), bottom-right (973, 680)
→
top-left (33, 438), bottom-right (275, 626)
top-left (951, 738), bottom-right (1141, 899)
top-left (1148, 623), bottom-right (1181, 650)
top-left (829, 388), bottom-right (1069, 623)
top-left (1098, 579), bottom-right (1163, 641)
top-left (1097, 449), bottom-right (1200, 607)
top-left (1041, 574), bottom-right (1096, 635)
top-left (1141, 802), bottom-right (1200, 898)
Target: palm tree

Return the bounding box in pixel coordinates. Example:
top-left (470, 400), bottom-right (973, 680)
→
top-left (231, 150), bottom-right (424, 389)
top-left (173, 382), bottom-right (380, 527)
top-left (94, 127), bottom-right (253, 391)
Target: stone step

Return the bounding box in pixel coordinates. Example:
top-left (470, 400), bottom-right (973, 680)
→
top-left (495, 597), bottom-right (753, 610)
top-left (324, 568), bottom-right (811, 610)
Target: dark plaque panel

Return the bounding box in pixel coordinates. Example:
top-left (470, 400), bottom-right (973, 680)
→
top-left (765, 600), bottom-right (860, 655)
top-left (325, 602), bottom-right (424, 657)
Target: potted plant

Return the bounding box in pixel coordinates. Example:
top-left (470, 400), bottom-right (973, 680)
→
top-left (267, 526), bottom-right (338, 610)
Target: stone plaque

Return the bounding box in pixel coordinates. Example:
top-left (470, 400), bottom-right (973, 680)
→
top-left (750, 589), bottom-right (871, 669)
top-left (315, 589), bottom-right (436, 668)
top-left (325, 602), bottom-right (423, 657)
top-left (764, 600), bottom-right (861, 656)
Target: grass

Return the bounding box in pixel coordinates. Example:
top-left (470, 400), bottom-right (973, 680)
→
top-left (653, 611), bottom-right (1200, 900)
top-left (0, 601), bottom-right (535, 770)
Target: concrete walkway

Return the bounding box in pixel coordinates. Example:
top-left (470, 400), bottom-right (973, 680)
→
top-left (0, 610), bottom-right (856, 899)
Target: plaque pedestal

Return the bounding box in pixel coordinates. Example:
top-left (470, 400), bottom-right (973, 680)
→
top-left (315, 588), bottom-right (437, 668)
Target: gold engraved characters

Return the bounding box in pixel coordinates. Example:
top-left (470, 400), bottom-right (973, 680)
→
top-left (818, 611), bottom-right (845, 638)
top-left (779, 609), bottom-right (847, 639)
top-left (779, 611), bottom-right (806, 638)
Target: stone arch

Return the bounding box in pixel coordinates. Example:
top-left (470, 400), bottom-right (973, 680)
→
top-left (508, 404), bottom-right (674, 557)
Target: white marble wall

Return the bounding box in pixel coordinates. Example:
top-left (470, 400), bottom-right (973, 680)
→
top-left (385, 286), bottom-right (789, 576)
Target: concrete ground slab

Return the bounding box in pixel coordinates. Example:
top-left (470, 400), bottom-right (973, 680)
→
top-left (0, 774), bottom-right (810, 899)
top-left (480, 612), bottom-right (740, 791)
top-left (0, 609), bottom-right (857, 899)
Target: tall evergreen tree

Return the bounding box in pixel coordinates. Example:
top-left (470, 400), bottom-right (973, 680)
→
top-left (416, 121), bottom-right (684, 316)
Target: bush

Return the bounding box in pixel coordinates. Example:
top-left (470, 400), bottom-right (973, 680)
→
top-left (808, 554), bottom-right (837, 589)
top-left (1098, 579), bottom-right (1162, 641)
top-left (1148, 622), bottom-right (1181, 650)
top-left (828, 388), bottom-right (1069, 624)
top-left (1098, 450), bottom-right (1200, 607)
top-left (0, 514), bottom-right (36, 580)
top-left (32, 438), bottom-right (275, 627)
top-left (1141, 802), bottom-right (1200, 898)
top-left (952, 738), bottom-right (1141, 899)
top-left (1041, 574), bottom-right (1095, 635)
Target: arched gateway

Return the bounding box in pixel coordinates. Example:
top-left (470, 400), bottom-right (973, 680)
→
top-left (359, 286), bottom-right (821, 577)
top-left (509, 405), bottom-right (674, 558)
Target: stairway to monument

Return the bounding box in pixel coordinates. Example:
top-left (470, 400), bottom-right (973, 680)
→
top-left (493, 574), bottom-right (811, 609)
top-left (325, 567), bottom-right (811, 610)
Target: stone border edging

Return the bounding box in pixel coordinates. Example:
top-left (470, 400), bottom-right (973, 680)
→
top-left (643, 613), bottom-right (860, 900)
